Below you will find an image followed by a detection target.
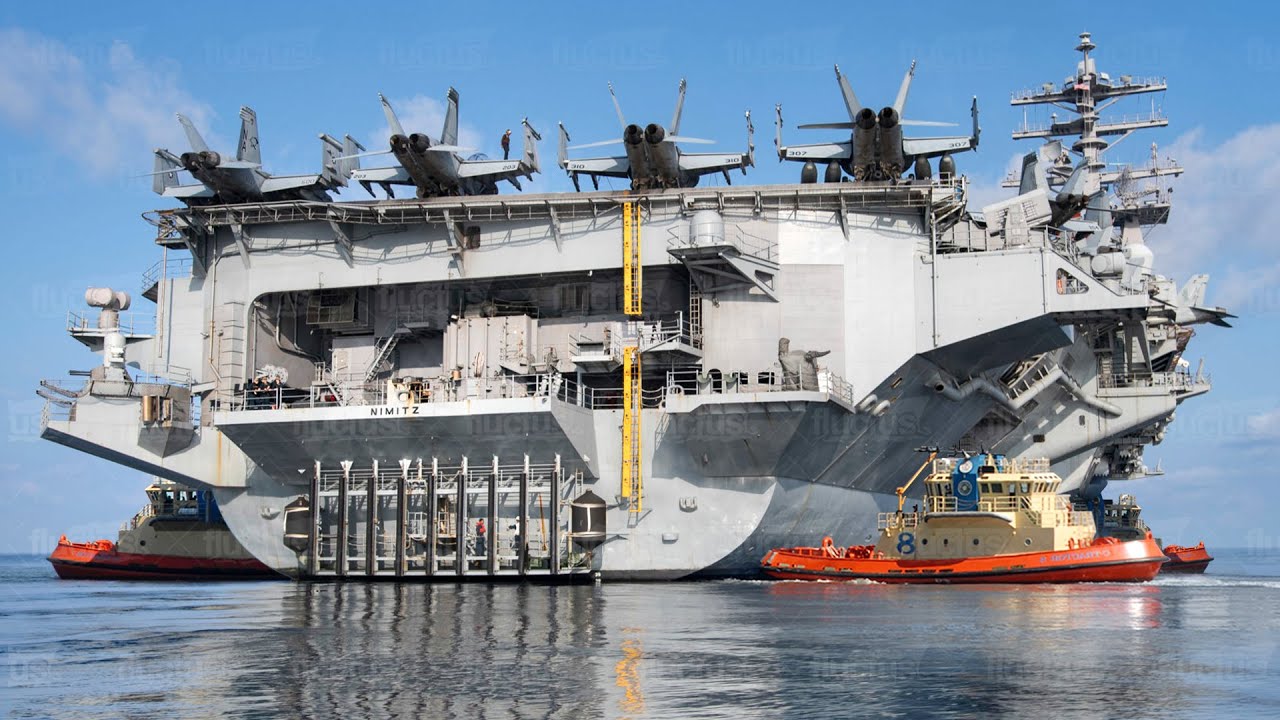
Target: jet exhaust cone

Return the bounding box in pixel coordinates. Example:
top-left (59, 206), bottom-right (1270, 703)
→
top-left (624, 124), bottom-right (644, 145)
top-left (645, 123), bottom-right (665, 145)
top-left (878, 107), bottom-right (899, 129)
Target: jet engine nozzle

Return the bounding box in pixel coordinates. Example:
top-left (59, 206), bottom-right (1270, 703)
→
top-left (390, 134), bottom-right (409, 152)
top-left (878, 107), bottom-right (899, 129)
top-left (199, 151), bottom-right (221, 166)
top-left (645, 123), bottom-right (665, 145)
top-left (409, 133), bottom-right (432, 153)
top-left (180, 152), bottom-right (201, 171)
top-left (624, 124), bottom-right (644, 146)
top-left (855, 108), bottom-right (878, 130)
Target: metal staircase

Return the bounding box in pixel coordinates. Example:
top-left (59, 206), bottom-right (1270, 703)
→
top-left (362, 316), bottom-right (434, 383)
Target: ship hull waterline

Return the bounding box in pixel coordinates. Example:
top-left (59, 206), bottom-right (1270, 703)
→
top-left (761, 538), bottom-right (1168, 584)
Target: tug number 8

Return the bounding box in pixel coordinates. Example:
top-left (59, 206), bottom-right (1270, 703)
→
top-left (897, 532), bottom-right (916, 554)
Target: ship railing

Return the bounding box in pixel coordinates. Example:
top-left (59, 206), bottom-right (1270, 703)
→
top-left (1014, 110), bottom-right (1167, 135)
top-left (666, 224), bottom-right (778, 264)
top-left (633, 313), bottom-right (701, 351)
top-left (66, 310), bottom-right (156, 338)
top-left (123, 502), bottom-right (156, 532)
top-left (229, 371), bottom-right (595, 411)
top-left (660, 367), bottom-right (855, 406)
top-left (141, 256), bottom-right (194, 294)
top-left (877, 511), bottom-right (919, 529)
top-left (1098, 369), bottom-right (1209, 390)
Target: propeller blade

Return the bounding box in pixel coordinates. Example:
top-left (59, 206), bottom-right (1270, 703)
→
top-left (797, 122), bottom-right (856, 130)
top-left (567, 138), bottom-right (624, 150)
top-left (901, 119), bottom-right (958, 127)
top-left (664, 136), bottom-right (715, 145)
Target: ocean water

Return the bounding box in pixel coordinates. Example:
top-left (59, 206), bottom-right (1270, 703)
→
top-left (2, 550), bottom-right (1278, 719)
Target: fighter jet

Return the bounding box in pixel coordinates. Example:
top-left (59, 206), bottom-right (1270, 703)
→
top-left (775, 62), bottom-right (980, 183)
top-left (557, 79), bottom-right (753, 192)
top-left (346, 89), bottom-right (541, 199)
top-left (151, 106), bottom-right (358, 205)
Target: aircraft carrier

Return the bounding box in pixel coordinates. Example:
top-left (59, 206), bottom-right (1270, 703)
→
top-left (37, 33), bottom-right (1230, 580)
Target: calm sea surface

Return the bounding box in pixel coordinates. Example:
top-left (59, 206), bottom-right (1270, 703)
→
top-left (2, 550), bottom-right (1278, 719)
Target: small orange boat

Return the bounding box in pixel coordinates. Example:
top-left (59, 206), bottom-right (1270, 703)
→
top-left (762, 454), bottom-right (1167, 584)
top-left (1162, 542), bottom-right (1213, 573)
top-left (48, 479), bottom-right (277, 580)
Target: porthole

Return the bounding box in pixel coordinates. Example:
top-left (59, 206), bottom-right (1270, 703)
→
top-left (1024, 538), bottom-right (1032, 546)
top-left (921, 538), bottom-right (929, 546)
top-left (943, 538), bottom-right (949, 546)
top-left (972, 538), bottom-right (980, 546)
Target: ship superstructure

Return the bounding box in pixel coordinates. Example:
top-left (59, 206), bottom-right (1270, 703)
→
top-left (37, 33), bottom-right (1229, 579)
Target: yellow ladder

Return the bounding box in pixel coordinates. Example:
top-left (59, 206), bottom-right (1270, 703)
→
top-left (621, 344), bottom-right (642, 515)
top-left (623, 201), bottom-right (642, 317)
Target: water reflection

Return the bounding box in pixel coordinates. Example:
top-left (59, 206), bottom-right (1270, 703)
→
top-left (4, 552), bottom-right (1279, 720)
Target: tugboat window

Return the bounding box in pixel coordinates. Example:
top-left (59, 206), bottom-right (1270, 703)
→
top-left (973, 538), bottom-right (980, 545)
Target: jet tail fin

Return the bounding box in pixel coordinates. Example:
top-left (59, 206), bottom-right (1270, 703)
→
top-left (970, 96), bottom-right (981, 149)
top-left (557, 122), bottom-right (570, 168)
top-left (151, 149), bottom-right (183, 195)
top-left (176, 113), bottom-right (209, 152)
top-left (608, 82), bottom-right (626, 131)
top-left (442, 87), bottom-right (460, 146)
top-left (774, 104), bottom-right (784, 160)
top-left (835, 65), bottom-right (860, 120)
top-left (521, 119), bottom-right (542, 174)
top-left (237, 106), bottom-right (261, 164)
top-left (320, 133), bottom-right (363, 187)
top-left (341, 135), bottom-right (365, 176)
top-left (745, 110), bottom-right (755, 170)
top-left (671, 78), bottom-right (687, 135)
top-left (1179, 274), bottom-right (1209, 309)
top-left (379, 93), bottom-right (405, 137)
top-left (893, 60), bottom-right (917, 115)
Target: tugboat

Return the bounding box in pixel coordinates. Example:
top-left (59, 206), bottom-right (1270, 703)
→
top-left (761, 453), bottom-right (1167, 584)
top-left (1161, 542), bottom-right (1214, 573)
top-left (1096, 493), bottom-right (1213, 574)
top-left (48, 479), bottom-right (278, 580)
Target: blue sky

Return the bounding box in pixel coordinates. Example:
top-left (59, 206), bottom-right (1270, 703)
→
top-left (1, 2), bottom-right (1277, 553)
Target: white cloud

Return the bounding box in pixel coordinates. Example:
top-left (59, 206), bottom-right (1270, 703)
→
top-left (1155, 124), bottom-right (1280, 279)
top-left (1246, 408), bottom-right (1280, 440)
top-left (0, 27), bottom-right (213, 178)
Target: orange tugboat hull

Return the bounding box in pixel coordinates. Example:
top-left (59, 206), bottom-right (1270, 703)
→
top-left (47, 536), bottom-right (278, 581)
top-left (1161, 542), bottom-right (1213, 574)
top-left (761, 537), bottom-right (1167, 584)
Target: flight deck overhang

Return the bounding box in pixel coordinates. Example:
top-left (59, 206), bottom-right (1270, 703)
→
top-left (145, 180), bottom-right (970, 251)
top-left (214, 396), bottom-right (598, 483)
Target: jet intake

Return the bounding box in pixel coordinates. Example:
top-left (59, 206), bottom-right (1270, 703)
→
top-left (624, 124), bottom-right (644, 146)
top-left (644, 123), bottom-right (665, 145)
